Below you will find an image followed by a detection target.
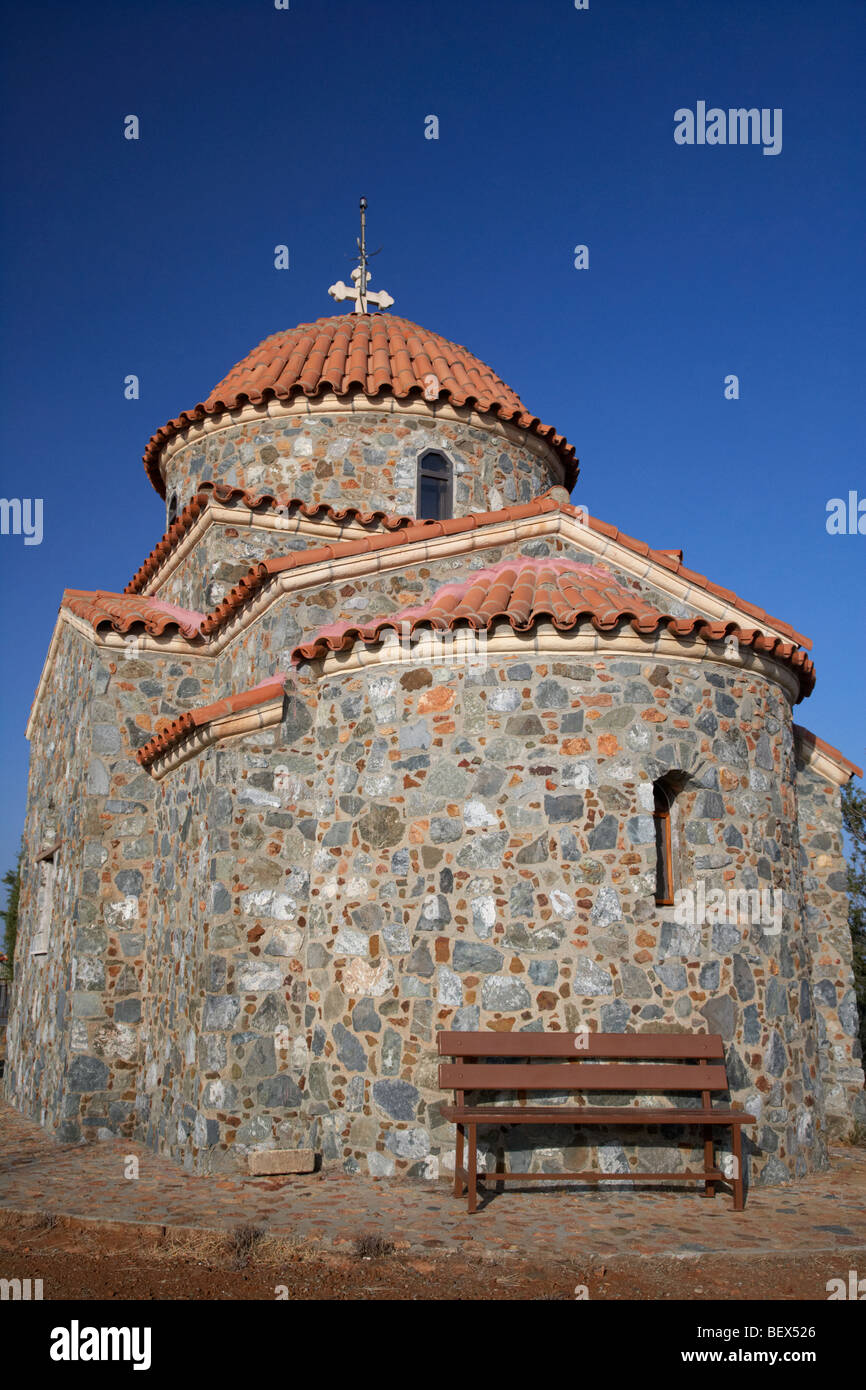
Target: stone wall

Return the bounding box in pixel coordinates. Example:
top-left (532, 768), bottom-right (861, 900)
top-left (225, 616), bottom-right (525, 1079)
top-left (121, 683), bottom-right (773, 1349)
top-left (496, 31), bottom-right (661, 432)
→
top-left (136, 685), bottom-right (318, 1172)
top-left (795, 757), bottom-right (865, 1139)
top-left (160, 409), bottom-right (562, 528)
top-left (301, 649), bottom-right (827, 1186)
top-left (4, 624), bottom-right (95, 1138)
top-left (8, 498), bottom-right (859, 1188)
top-left (4, 628), bottom-right (218, 1145)
top-left (151, 522), bottom-right (325, 613)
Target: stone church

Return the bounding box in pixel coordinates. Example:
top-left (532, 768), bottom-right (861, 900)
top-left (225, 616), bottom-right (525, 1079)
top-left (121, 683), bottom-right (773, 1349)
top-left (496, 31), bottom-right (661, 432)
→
top-left (5, 252), bottom-right (863, 1187)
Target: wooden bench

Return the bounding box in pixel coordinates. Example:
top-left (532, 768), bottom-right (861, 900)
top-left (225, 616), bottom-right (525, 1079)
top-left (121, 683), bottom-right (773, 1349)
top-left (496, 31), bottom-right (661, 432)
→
top-left (438, 1031), bottom-right (755, 1213)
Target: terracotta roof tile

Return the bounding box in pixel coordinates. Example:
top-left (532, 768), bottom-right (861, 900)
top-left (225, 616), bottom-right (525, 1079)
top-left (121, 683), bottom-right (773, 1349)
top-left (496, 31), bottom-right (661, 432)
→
top-left (74, 492), bottom-right (813, 698)
top-left (136, 676), bottom-right (286, 771)
top-left (142, 313), bottom-right (577, 496)
top-left (197, 492), bottom-right (811, 652)
top-left (291, 556), bottom-right (816, 700)
top-left (125, 482), bottom-right (422, 595)
top-left (63, 590), bottom-right (206, 640)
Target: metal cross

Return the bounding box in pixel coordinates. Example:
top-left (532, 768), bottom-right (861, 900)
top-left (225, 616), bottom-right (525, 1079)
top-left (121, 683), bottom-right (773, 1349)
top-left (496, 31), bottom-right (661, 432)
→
top-left (328, 197), bottom-right (394, 313)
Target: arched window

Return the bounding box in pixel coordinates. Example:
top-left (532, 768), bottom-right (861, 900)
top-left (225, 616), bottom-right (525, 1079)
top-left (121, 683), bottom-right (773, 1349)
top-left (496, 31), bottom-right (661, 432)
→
top-left (168, 492), bottom-right (179, 526)
top-left (653, 777), bottom-right (676, 906)
top-left (416, 452), bottom-right (452, 521)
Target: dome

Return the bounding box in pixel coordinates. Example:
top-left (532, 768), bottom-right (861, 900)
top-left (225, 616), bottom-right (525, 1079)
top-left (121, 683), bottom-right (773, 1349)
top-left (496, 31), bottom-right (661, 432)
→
top-left (143, 313), bottom-right (577, 496)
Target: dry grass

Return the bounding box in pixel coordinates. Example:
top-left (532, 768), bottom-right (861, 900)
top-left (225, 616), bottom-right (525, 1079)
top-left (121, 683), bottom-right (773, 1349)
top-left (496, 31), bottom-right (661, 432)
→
top-left (145, 1225), bottom-right (321, 1268)
top-left (353, 1232), bottom-right (395, 1259)
top-left (31, 1212), bottom-right (58, 1230)
top-left (228, 1222), bottom-right (264, 1267)
top-left (0, 1209), bottom-right (59, 1231)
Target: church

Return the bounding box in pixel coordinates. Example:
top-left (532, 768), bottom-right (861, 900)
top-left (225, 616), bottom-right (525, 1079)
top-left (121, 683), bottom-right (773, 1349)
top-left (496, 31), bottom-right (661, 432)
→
top-left (5, 220), bottom-right (863, 1187)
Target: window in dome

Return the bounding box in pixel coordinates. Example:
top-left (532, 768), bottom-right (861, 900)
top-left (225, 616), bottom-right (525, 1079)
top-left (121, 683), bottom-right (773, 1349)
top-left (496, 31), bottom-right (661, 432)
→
top-left (417, 451), bottom-right (453, 521)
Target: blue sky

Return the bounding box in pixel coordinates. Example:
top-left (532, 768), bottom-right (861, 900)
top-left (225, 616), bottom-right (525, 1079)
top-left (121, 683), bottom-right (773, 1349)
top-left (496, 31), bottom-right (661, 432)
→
top-left (0, 0), bottom-right (863, 876)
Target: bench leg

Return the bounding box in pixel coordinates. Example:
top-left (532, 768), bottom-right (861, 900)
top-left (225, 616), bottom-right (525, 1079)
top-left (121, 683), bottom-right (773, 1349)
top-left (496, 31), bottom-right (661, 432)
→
top-left (454, 1123), bottom-right (465, 1197)
top-left (703, 1125), bottom-right (715, 1198)
top-left (467, 1124), bottom-right (478, 1214)
top-left (731, 1124), bottom-right (744, 1211)
top-left (495, 1147), bottom-right (506, 1195)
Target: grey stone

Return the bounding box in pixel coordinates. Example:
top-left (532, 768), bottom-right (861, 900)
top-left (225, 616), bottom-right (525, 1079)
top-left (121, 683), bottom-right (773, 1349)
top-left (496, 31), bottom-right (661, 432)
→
top-left (544, 794), bottom-right (583, 823)
top-left (453, 941), bottom-right (504, 973)
top-left (620, 962), bottom-right (653, 998)
top-left (699, 962), bottom-right (720, 991)
top-left (529, 960), bottom-right (558, 987)
top-left (453, 1005), bottom-right (480, 1031)
top-left (505, 922), bottom-right (566, 952)
top-left (591, 886), bottom-right (622, 928)
top-left (372, 1080), bottom-right (420, 1121)
top-left (381, 1028), bottom-right (402, 1075)
top-left (257, 1075), bottom-right (302, 1108)
top-left (352, 997), bottom-right (382, 1033)
top-left (67, 1056), bottom-right (110, 1092)
top-left (655, 963), bottom-right (687, 991)
top-left (386, 1128), bottom-right (431, 1159)
top-left (733, 954), bottom-right (755, 1002)
top-left (743, 1003), bottom-right (760, 1044)
top-left (601, 999), bottom-right (631, 1032)
top-left (333, 1023), bottom-right (367, 1072)
top-left (456, 832), bottom-right (509, 868)
top-left (588, 815), bottom-right (618, 849)
top-left (764, 1030), bottom-right (787, 1077)
top-left (701, 995), bottom-right (736, 1039)
top-left (481, 976), bottom-right (531, 1011)
top-left (203, 995), bottom-right (241, 1030)
top-left (438, 966), bottom-right (463, 1006)
top-left (573, 958), bottom-right (613, 996)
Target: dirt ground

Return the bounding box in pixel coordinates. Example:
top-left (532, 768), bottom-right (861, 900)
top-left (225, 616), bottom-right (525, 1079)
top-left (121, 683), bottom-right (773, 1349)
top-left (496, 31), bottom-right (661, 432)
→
top-left (0, 1211), bottom-right (853, 1300)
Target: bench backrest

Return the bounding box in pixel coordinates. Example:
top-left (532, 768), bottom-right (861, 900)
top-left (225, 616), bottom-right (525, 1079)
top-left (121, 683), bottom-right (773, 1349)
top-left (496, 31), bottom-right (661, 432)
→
top-left (438, 1032), bottom-right (727, 1096)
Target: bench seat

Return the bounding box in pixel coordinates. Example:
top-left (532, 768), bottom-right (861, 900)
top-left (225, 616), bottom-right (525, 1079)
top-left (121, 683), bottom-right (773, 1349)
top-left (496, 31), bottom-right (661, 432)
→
top-left (438, 1030), bottom-right (755, 1212)
top-left (441, 1105), bottom-right (756, 1126)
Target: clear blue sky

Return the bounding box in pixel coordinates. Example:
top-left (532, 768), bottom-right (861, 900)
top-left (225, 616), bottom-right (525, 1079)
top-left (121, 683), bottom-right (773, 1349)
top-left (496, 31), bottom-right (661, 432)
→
top-left (1, 0), bottom-right (863, 877)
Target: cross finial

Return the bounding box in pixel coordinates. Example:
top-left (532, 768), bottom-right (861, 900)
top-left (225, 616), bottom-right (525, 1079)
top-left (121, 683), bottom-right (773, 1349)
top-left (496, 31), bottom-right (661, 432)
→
top-left (329, 197), bottom-right (395, 314)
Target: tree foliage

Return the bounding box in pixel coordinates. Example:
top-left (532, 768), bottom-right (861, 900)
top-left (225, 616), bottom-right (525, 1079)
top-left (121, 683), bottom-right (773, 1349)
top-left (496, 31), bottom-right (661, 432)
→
top-left (842, 781), bottom-right (866, 1057)
top-left (1, 849), bottom-right (21, 977)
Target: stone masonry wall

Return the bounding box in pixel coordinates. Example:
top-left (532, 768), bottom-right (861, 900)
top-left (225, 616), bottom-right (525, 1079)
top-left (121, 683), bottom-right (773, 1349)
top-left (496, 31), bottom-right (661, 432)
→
top-left (10, 501), bottom-right (858, 1187)
top-left (4, 624), bottom-right (94, 1138)
top-left (301, 650), bottom-right (827, 1187)
top-left (137, 685), bottom-right (318, 1173)
top-left (151, 523), bottom-right (330, 613)
top-left (795, 757), bottom-right (865, 1138)
top-left (5, 627), bottom-right (218, 1146)
top-left (160, 410), bottom-right (562, 529)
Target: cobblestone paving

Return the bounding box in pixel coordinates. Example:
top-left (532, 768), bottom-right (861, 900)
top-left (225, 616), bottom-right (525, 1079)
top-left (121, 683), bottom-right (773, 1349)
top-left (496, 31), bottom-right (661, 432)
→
top-left (2, 1102), bottom-right (864, 1259)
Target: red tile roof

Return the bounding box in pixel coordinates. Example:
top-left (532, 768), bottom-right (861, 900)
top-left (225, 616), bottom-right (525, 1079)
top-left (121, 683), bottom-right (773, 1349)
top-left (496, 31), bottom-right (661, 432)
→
top-left (291, 556), bottom-right (817, 699)
top-left (793, 725), bottom-right (863, 780)
top-left (136, 676), bottom-right (287, 770)
top-left (125, 482), bottom-right (422, 595)
top-left (63, 590), bottom-right (206, 640)
top-left (66, 491), bottom-right (815, 698)
top-left (197, 492), bottom-right (811, 650)
top-left (142, 314), bottom-right (577, 495)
